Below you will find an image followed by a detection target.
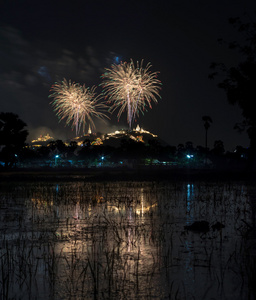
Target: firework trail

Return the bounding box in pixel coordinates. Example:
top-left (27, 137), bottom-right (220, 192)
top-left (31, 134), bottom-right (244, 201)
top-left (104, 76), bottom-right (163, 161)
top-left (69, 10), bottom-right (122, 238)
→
top-left (101, 59), bottom-right (162, 129)
top-left (49, 79), bottom-right (108, 135)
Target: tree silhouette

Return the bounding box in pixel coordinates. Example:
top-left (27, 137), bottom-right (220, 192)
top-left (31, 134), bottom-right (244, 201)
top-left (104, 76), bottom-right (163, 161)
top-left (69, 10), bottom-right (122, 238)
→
top-left (212, 140), bottom-right (225, 156)
top-left (0, 112), bottom-right (28, 167)
top-left (48, 140), bottom-right (66, 153)
top-left (210, 16), bottom-right (256, 168)
top-left (202, 116), bottom-right (212, 150)
top-left (147, 139), bottom-right (162, 162)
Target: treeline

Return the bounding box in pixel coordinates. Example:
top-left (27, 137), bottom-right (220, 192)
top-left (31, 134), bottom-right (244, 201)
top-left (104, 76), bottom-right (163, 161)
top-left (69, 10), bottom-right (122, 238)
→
top-left (0, 112), bottom-right (249, 170)
top-left (6, 137), bottom-right (249, 170)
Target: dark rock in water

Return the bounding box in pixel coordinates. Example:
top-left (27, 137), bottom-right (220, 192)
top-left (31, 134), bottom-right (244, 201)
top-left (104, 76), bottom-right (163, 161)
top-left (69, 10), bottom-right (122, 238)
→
top-left (211, 222), bottom-right (225, 231)
top-left (184, 221), bottom-right (209, 232)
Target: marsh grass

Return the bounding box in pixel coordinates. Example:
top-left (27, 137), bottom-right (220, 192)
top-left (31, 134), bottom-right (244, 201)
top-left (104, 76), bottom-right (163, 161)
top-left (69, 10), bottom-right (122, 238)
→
top-left (0, 180), bottom-right (255, 299)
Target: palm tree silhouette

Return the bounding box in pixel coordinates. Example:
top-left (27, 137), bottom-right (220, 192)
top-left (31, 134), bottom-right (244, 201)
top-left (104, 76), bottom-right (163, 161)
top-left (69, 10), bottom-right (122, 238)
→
top-left (202, 116), bottom-right (212, 150)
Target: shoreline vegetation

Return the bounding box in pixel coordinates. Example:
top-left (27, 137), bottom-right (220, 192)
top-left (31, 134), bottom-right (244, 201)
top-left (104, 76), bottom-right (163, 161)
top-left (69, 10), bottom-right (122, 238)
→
top-left (1, 178), bottom-right (254, 299)
top-left (1, 166), bottom-right (256, 182)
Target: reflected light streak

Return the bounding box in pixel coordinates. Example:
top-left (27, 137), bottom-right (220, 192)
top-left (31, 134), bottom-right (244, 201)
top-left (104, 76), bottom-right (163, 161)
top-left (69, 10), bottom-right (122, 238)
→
top-left (186, 184), bottom-right (194, 225)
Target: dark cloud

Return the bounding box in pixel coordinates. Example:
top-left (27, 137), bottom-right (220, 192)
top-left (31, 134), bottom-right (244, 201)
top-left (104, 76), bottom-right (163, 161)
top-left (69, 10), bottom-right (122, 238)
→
top-left (0, 25), bottom-right (109, 141)
top-left (0, 26), bottom-right (105, 89)
top-left (37, 66), bottom-right (51, 82)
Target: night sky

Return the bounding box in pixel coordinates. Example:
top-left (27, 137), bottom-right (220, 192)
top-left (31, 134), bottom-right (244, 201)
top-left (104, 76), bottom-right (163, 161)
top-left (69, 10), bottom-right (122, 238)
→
top-left (1, 0), bottom-right (256, 151)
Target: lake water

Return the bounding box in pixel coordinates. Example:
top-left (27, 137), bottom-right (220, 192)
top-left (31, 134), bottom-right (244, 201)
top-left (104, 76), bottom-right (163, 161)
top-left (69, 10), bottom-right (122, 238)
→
top-left (0, 178), bottom-right (256, 299)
